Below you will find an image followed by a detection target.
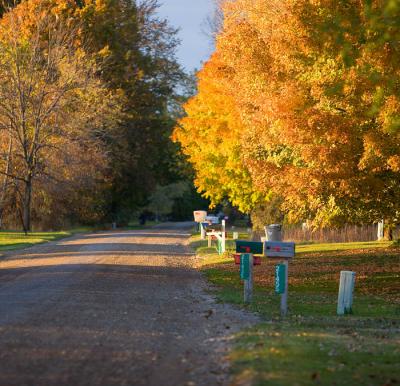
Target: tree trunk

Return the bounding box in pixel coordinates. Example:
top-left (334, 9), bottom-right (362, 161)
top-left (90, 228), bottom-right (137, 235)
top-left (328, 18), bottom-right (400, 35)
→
top-left (0, 135), bottom-right (13, 229)
top-left (22, 178), bottom-right (32, 234)
top-left (384, 226), bottom-right (393, 241)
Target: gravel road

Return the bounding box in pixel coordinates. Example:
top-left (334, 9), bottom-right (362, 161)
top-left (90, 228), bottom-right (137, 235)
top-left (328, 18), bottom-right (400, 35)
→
top-left (0, 223), bottom-right (257, 386)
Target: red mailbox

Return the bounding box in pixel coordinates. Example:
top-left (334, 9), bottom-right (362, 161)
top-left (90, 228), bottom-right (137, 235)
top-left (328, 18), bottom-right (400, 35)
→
top-left (233, 254), bottom-right (261, 266)
top-left (233, 253), bottom-right (241, 265)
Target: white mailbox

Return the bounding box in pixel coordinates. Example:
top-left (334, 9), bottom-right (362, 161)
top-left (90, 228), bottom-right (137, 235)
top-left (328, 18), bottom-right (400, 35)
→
top-left (193, 211), bottom-right (207, 223)
top-left (205, 215), bottom-right (219, 224)
top-left (264, 241), bottom-right (295, 259)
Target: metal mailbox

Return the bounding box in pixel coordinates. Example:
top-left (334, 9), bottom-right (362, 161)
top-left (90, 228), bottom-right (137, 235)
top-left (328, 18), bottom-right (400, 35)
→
top-left (233, 253), bottom-right (261, 266)
top-left (193, 210), bottom-right (207, 223)
top-left (235, 240), bottom-right (264, 255)
top-left (264, 241), bottom-right (295, 259)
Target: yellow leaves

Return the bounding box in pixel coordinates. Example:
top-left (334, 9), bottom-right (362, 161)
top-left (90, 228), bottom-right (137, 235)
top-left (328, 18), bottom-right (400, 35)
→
top-left (174, 0), bottom-right (400, 224)
top-left (98, 45), bottom-right (111, 58)
top-left (387, 156), bottom-right (400, 172)
top-left (378, 95), bottom-right (400, 134)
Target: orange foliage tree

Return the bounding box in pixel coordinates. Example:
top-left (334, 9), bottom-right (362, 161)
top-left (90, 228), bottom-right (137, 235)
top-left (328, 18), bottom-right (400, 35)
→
top-left (175, 0), bottom-right (400, 228)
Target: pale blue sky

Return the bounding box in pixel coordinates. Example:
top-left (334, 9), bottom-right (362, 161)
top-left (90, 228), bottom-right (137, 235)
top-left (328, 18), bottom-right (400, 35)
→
top-left (157, 0), bottom-right (214, 72)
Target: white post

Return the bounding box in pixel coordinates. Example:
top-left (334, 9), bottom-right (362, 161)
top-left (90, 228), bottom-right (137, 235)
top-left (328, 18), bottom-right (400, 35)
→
top-left (221, 220), bottom-right (226, 253)
top-left (201, 223), bottom-right (206, 240)
top-left (244, 254), bottom-right (253, 303)
top-left (208, 234), bottom-right (212, 248)
top-left (337, 271), bottom-right (356, 315)
top-left (378, 219), bottom-right (384, 241)
top-left (281, 260), bottom-right (289, 317)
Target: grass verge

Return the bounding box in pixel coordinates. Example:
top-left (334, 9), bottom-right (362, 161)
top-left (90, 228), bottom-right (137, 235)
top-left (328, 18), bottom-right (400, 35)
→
top-left (0, 221), bottom-right (161, 253)
top-left (192, 235), bottom-right (400, 386)
top-left (0, 227), bottom-right (92, 252)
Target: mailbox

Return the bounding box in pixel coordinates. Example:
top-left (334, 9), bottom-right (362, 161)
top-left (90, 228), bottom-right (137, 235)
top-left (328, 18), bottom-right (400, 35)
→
top-left (235, 240), bottom-right (264, 255)
top-left (264, 242), bottom-right (295, 259)
top-left (205, 215), bottom-right (219, 224)
top-left (233, 254), bottom-right (261, 266)
top-left (233, 253), bottom-right (241, 265)
top-left (194, 211), bottom-right (207, 223)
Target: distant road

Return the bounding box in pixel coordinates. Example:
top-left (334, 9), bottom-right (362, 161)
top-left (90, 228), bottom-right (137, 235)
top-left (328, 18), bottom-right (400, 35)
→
top-left (0, 223), bottom-right (257, 386)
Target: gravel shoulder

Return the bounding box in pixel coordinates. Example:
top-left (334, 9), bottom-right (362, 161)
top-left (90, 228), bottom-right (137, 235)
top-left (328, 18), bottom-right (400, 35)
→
top-left (0, 223), bottom-right (258, 386)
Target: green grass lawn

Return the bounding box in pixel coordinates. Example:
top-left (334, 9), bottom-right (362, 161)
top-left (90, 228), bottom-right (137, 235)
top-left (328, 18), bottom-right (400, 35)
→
top-left (0, 221), bottom-right (160, 253)
top-left (0, 227), bottom-right (92, 252)
top-left (193, 236), bottom-right (400, 386)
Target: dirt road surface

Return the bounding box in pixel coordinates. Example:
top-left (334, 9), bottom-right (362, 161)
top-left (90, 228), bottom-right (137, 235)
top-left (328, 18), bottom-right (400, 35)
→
top-left (0, 223), bottom-right (257, 386)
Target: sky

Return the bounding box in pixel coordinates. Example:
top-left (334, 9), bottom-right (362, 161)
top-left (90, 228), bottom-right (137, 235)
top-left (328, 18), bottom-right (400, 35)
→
top-left (157, 0), bottom-right (215, 72)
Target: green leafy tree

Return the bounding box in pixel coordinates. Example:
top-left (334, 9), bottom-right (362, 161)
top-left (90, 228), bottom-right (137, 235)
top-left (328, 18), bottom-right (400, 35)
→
top-left (147, 182), bottom-right (189, 221)
top-left (78, 0), bottom-right (185, 223)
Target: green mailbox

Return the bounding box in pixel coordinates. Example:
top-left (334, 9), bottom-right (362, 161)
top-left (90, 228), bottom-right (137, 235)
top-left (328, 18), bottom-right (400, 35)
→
top-left (235, 240), bottom-right (263, 255)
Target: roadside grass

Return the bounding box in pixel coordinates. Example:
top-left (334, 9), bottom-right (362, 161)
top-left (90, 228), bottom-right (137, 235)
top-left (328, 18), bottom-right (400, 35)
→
top-left (0, 221), bottom-right (162, 253)
top-left (0, 227), bottom-right (92, 252)
top-left (192, 235), bottom-right (400, 386)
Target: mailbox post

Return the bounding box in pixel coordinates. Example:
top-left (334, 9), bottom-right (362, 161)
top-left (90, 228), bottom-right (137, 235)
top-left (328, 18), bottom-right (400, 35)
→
top-left (236, 240), bottom-right (263, 303)
top-left (240, 253), bottom-right (253, 303)
top-left (264, 224), bottom-right (295, 317)
top-left (265, 241), bottom-right (294, 317)
top-left (281, 260), bottom-right (289, 316)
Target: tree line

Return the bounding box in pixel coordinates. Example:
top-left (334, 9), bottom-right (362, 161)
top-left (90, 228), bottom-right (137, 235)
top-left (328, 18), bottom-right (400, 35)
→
top-left (174, 0), bottom-right (400, 231)
top-left (0, 0), bottom-right (203, 232)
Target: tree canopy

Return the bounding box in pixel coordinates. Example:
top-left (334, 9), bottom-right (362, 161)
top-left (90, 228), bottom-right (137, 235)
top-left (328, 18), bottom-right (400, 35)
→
top-left (174, 0), bottom-right (400, 228)
top-left (0, 0), bottom-right (193, 230)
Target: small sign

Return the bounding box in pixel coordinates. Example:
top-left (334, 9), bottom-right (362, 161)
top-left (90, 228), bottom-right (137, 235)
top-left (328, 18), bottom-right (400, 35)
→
top-left (240, 254), bottom-right (250, 280)
top-left (265, 242), bottom-right (295, 259)
top-left (236, 240), bottom-right (263, 255)
top-left (275, 264), bottom-right (286, 294)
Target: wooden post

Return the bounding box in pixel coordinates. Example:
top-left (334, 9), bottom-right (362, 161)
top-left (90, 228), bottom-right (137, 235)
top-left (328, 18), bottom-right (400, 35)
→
top-left (221, 220), bottom-right (226, 253)
top-left (201, 223), bottom-right (206, 240)
top-left (281, 260), bottom-right (289, 316)
top-left (378, 219), bottom-right (384, 241)
top-left (243, 254), bottom-right (253, 303)
top-left (337, 271), bottom-right (356, 315)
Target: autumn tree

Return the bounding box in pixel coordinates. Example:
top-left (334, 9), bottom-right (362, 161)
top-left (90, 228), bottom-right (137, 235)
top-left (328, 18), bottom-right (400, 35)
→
top-left (0, 0), bottom-right (114, 232)
top-left (76, 0), bottom-right (185, 224)
top-left (175, 0), bottom-right (400, 229)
